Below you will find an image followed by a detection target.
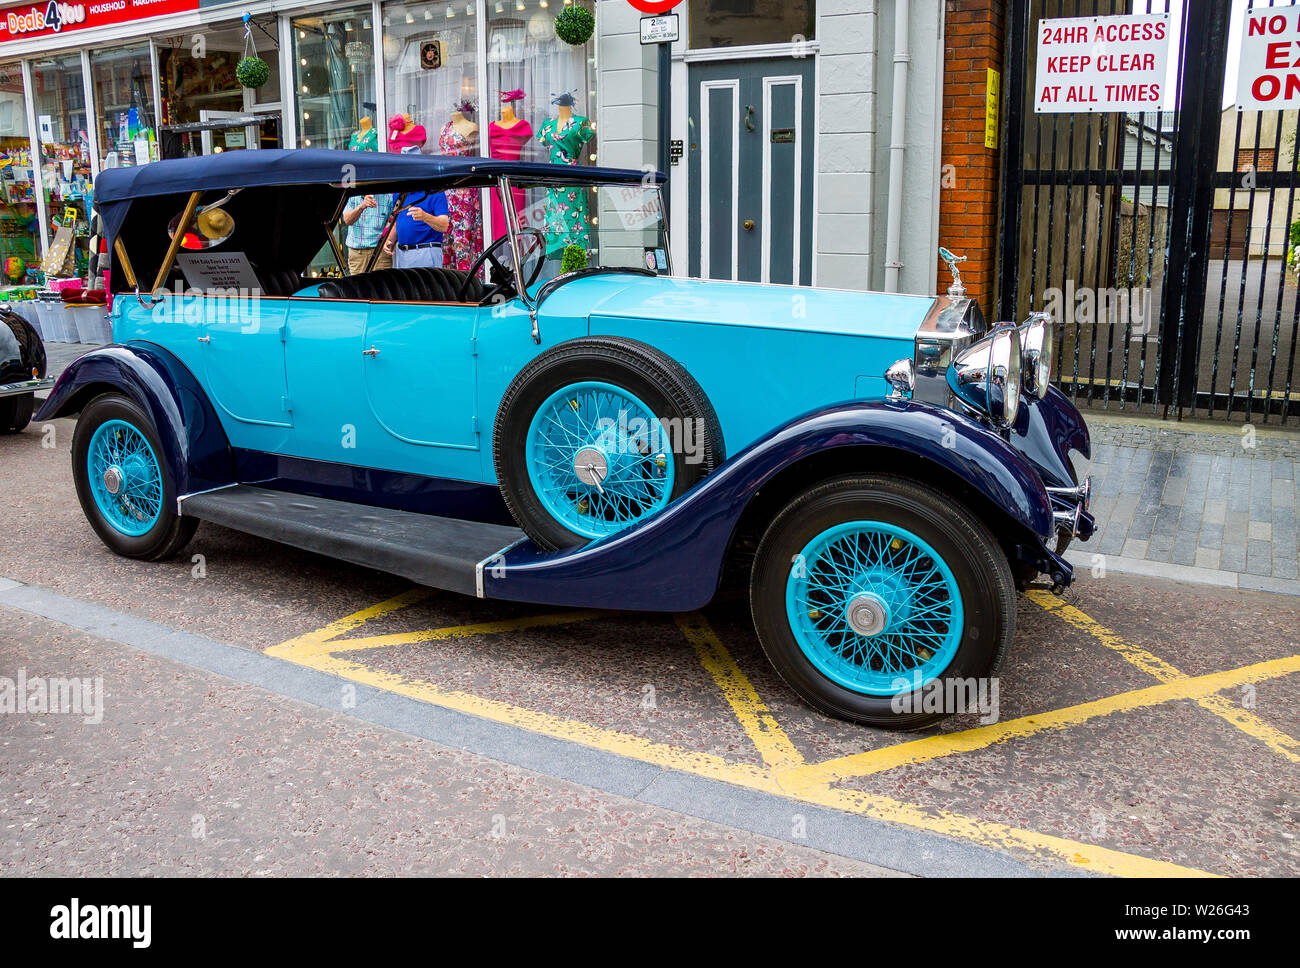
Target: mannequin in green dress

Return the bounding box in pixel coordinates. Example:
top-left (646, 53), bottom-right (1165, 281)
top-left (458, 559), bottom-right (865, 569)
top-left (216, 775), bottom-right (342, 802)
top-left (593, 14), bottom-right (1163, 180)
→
top-left (537, 92), bottom-right (595, 258)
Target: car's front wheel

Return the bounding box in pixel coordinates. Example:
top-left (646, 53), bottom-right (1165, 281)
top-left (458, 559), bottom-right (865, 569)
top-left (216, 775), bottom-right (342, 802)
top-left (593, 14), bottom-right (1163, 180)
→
top-left (0, 392), bottom-right (33, 433)
top-left (72, 393), bottom-right (197, 560)
top-left (750, 474), bottom-right (1016, 729)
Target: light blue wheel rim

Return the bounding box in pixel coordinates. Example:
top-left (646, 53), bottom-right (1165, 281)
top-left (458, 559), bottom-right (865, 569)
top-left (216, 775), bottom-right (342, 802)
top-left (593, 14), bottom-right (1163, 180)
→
top-left (87, 419), bottom-right (163, 537)
top-left (524, 381), bottom-right (676, 540)
top-left (785, 521), bottom-right (964, 696)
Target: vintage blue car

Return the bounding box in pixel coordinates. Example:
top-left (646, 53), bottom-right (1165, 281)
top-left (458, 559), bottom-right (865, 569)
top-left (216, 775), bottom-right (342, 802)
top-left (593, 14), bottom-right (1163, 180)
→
top-left (1, 307), bottom-right (51, 434)
top-left (36, 149), bottom-right (1092, 728)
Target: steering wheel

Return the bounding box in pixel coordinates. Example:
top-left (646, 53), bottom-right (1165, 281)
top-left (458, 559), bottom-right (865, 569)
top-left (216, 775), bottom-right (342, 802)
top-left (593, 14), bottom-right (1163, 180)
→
top-left (460, 228), bottom-right (548, 303)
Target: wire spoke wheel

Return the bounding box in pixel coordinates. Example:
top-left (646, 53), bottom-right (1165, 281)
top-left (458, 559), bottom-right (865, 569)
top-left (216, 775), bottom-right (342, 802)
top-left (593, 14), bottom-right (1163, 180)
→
top-left (86, 418), bottom-right (163, 537)
top-left (524, 381), bottom-right (676, 540)
top-left (785, 520), bottom-right (964, 696)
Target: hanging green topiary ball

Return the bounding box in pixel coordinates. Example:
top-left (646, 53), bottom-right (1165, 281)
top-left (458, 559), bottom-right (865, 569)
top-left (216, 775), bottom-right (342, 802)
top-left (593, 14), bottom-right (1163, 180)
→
top-left (561, 244), bottom-right (589, 274)
top-left (236, 56), bottom-right (271, 90)
top-left (554, 5), bottom-right (594, 46)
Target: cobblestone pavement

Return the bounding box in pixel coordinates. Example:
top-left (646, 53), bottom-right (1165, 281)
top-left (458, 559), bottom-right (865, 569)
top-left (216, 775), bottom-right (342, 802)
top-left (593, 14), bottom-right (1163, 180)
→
top-left (1078, 415), bottom-right (1300, 594)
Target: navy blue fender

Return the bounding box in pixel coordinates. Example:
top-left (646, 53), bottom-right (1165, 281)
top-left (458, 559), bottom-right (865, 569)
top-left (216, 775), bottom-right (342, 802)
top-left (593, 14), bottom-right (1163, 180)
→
top-left (1008, 386), bottom-right (1092, 489)
top-left (485, 399), bottom-right (1056, 611)
top-left (34, 342), bottom-right (235, 496)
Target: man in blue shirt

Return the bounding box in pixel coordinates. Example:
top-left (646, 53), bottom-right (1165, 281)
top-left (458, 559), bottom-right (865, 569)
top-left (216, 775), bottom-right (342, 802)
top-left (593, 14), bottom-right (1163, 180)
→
top-left (384, 190), bottom-right (450, 268)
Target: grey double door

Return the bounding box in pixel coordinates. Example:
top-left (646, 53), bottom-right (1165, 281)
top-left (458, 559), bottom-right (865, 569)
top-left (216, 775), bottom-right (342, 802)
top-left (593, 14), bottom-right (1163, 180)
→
top-left (688, 57), bottom-right (815, 286)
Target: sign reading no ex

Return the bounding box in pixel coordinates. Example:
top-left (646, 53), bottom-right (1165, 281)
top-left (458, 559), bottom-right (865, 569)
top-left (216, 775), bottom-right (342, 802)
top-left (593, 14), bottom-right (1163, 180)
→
top-left (1238, 6), bottom-right (1300, 109)
top-left (1034, 14), bottom-right (1171, 113)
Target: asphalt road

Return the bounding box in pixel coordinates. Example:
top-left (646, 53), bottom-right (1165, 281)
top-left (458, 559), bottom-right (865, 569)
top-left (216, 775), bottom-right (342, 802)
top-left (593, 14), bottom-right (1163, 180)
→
top-left (2, 413), bottom-right (1298, 877)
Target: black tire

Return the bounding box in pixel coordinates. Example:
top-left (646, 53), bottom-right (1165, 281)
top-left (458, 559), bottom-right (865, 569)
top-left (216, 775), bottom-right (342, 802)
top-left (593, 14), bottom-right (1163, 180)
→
top-left (750, 474), bottom-right (1016, 729)
top-left (494, 336), bottom-right (725, 550)
top-left (72, 393), bottom-right (198, 561)
top-left (0, 393), bottom-right (33, 433)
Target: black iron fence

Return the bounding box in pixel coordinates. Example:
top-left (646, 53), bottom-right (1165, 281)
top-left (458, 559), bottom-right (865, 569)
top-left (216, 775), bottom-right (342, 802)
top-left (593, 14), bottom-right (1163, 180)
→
top-left (998, 0), bottom-right (1299, 424)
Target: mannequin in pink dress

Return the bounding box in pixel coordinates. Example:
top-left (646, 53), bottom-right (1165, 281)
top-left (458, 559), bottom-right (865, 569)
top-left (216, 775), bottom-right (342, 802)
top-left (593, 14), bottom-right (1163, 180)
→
top-left (488, 90), bottom-right (533, 241)
top-left (438, 101), bottom-right (483, 271)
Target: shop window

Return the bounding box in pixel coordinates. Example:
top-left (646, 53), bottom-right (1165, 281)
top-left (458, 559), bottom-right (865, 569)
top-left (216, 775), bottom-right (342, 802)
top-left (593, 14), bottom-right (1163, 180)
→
top-left (158, 19), bottom-right (282, 157)
top-left (0, 63), bottom-right (39, 285)
top-left (381, 1), bottom-right (478, 154)
top-left (688, 0), bottom-right (816, 50)
top-left (294, 7), bottom-right (376, 150)
top-left (485, 0), bottom-right (596, 250)
top-left (30, 54), bottom-right (93, 282)
top-left (91, 44), bottom-right (157, 169)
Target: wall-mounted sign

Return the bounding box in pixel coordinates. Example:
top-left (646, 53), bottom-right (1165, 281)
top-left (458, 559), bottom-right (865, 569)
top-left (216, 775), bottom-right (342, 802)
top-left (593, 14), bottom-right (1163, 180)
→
top-left (628, 0), bottom-right (683, 14)
top-left (1237, 5), bottom-right (1300, 109)
top-left (420, 39), bottom-right (442, 70)
top-left (0, 0), bottom-right (198, 45)
top-left (639, 14), bottom-right (678, 45)
top-left (985, 68), bottom-right (1001, 148)
top-left (1034, 13), bottom-right (1171, 113)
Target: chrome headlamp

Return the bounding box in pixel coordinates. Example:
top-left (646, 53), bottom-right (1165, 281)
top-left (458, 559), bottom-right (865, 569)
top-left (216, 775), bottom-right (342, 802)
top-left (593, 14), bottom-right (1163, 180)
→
top-left (946, 325), bottom-right (1022, 429)
top-left (1020, 311), bottom-right (1055, 397)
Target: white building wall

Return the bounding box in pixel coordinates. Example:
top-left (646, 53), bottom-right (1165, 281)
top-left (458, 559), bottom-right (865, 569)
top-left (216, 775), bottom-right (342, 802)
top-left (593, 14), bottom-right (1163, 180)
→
top-left (595, 0), bottom-right (659, 172)
top-left (868, 0), bottom-right (946, 297)
top-left (816, 0), bottom-right (879, 291)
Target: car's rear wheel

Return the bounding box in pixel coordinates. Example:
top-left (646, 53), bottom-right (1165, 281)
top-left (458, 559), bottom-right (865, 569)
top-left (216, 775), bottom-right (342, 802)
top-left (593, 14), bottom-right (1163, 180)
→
top-left (751, 474), bottom-right (1016, 729)
top-left (494, 337), bottom-right (724, 550)
top-left (72, 393), bottom-right (197, 560)
top-left (0, 392), bottom-right (33, 433)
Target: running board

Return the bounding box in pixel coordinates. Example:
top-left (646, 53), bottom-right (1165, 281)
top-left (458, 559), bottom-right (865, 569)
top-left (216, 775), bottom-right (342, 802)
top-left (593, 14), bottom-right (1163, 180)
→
top-left (180, 485), bottom-right (525, 597)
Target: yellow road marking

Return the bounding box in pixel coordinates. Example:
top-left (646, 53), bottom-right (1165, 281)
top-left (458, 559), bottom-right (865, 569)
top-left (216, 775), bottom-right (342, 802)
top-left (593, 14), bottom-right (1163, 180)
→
top-left (1030, 591), bottom-right (1300, 762)
top-left (676, 613), bottom-right (805, 771)
top-left (776, 653), bottom-right (1300, 791)
top-left (282, 610), bottom-right (608, 655)
top-left (268, 594), bottom-right (1220, 878)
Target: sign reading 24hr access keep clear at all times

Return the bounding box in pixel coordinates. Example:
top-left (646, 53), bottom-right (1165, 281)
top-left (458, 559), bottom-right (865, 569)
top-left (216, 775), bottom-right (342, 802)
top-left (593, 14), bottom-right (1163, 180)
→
top-left (1034, 14), bottom-right (1172, 114)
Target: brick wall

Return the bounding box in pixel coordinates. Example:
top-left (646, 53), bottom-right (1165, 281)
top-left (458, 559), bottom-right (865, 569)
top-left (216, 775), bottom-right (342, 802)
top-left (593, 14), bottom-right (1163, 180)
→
top-left (938, 0), bottom-right (1006, 317)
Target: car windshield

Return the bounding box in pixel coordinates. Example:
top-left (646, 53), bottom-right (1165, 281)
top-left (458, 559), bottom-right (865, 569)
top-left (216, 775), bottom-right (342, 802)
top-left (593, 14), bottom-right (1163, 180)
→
top-left (507, 180), bottom-right (670, 284)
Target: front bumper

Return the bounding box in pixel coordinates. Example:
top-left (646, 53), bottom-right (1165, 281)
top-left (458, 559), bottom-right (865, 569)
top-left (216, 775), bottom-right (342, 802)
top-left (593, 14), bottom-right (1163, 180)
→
top-left (0, 377), bottom-right (54, 399)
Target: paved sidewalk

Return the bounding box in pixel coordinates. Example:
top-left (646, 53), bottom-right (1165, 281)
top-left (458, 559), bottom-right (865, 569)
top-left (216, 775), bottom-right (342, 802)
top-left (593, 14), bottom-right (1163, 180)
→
top-left (1076, 414), bottom-right (1300, 596)
top-left (42, 340), bottom-right (91, 381)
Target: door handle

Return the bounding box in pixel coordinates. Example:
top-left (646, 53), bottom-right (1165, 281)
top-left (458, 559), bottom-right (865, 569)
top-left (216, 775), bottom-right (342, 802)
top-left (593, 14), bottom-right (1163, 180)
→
top-left (363, 346), bottom-right (380, 358)
top-left (743, 219), bottom-right (755, 231)
top-left (197, 335), bottom-right (210, 344)
top-left (744, 106), bottom-right (755, 132)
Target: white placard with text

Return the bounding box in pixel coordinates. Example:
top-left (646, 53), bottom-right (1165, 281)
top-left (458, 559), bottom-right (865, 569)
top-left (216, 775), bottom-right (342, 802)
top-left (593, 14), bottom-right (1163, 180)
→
top-left (1034, 14), bottom-right (1171, 113)
top-left (1237, 5), bottom-right (1300, 110)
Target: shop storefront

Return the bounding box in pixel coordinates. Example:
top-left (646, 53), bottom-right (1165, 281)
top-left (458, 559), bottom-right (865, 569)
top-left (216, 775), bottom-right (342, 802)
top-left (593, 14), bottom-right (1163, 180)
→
top-left (0, 0), bottom-right (601, 288)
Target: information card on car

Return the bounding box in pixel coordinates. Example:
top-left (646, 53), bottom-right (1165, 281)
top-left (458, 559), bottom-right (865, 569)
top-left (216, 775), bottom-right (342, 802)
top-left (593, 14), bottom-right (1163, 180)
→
top-left (176, 252), bottom-right (262, 293)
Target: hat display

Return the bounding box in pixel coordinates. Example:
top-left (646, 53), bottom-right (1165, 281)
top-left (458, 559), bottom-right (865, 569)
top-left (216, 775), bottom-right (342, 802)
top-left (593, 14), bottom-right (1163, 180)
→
top-left (499, 89), bottom-right (526, 104)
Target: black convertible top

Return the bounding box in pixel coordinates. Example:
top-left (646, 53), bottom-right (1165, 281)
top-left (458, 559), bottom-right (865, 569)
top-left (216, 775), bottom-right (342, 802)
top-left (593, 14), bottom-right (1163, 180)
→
top-left (98, 148), bottom-right (665, 290)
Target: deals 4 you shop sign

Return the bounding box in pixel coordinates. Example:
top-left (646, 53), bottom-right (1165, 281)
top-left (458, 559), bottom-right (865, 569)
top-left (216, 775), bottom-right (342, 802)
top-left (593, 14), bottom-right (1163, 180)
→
top-left (0, 0), bottom-right (197, 44)
top-left (1034, 13), bottom-right (1172, 113)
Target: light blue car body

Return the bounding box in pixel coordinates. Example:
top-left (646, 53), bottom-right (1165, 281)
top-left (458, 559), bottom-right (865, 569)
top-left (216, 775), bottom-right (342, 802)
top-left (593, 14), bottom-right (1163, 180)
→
top-left (111, 274), bottom-right (934, 487)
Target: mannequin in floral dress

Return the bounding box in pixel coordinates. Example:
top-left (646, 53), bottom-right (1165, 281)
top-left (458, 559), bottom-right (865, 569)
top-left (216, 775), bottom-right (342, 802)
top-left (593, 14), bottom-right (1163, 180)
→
top-left (488, 90), bottom-right (532, 241)
top-left (536, 92), bottom-right (595, 258)
top-left (438, 101), bottom-right (483, 272)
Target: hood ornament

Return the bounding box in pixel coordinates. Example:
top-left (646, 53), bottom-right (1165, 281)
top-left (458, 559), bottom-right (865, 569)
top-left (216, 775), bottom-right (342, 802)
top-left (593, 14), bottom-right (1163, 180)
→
top-left (939, 247), bottom-right (968, 300)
